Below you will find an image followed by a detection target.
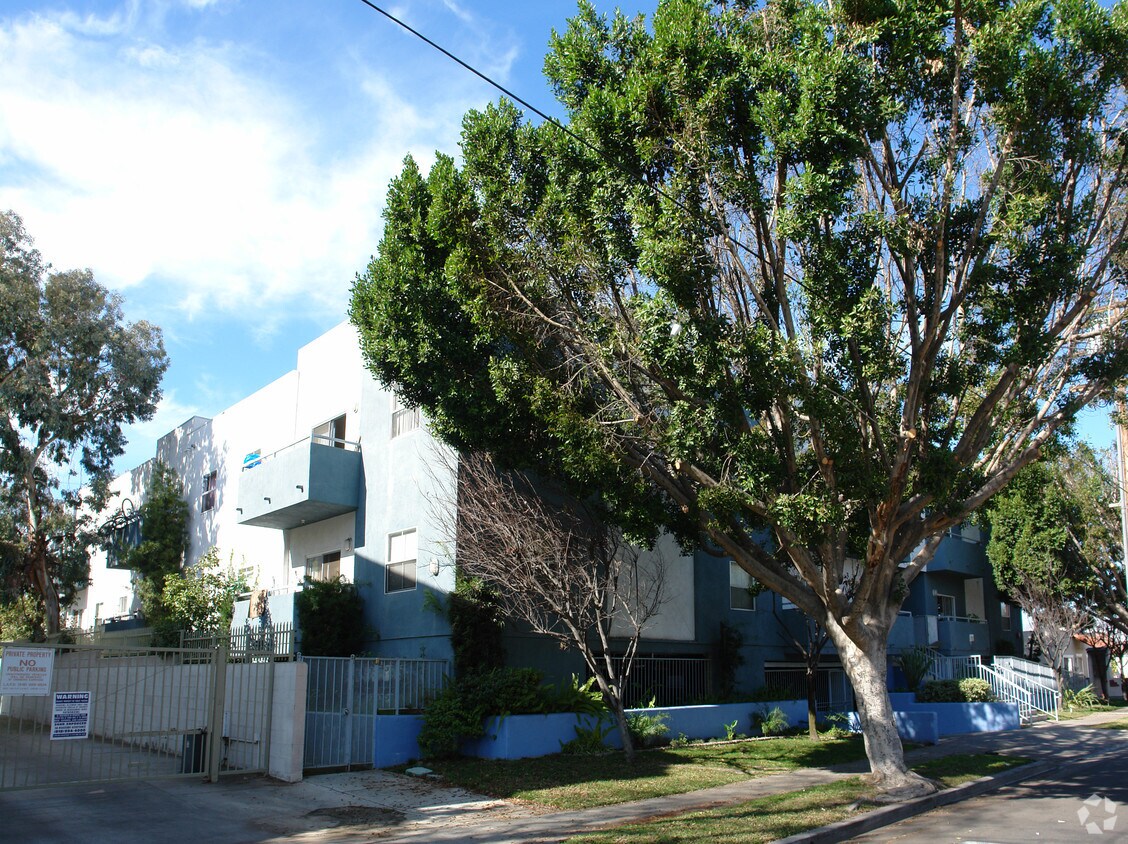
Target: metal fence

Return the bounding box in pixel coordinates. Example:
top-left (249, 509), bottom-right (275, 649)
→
top-left (611, 656), bottom-right (712, 708)
top-left (302, 656), bottom-right (449, 770)
top-left (0, 641), bottom-right (275, 790)
top-left (181, 623), bottom-right (296, 660)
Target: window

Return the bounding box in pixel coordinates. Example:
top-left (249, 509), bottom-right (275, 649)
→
top-left (306, 551), bottom-right (341, 582)
top-left (386, 529), bottom-right (417, 593)
top-left (936, 593), bottom-right (956, 618)
top-left (118, 596), bottom-right (127, 615)
top-left (313, 414), bottom-right (347, 448)
top-left (202, 470), bottom-right (217, 512)
top-left (94, 602), bottom-right (103, 625)
top-left (391, 394), bottom-right (419, 438)
top-left (729, 562), bottom-right (756, 611)
top-left (1000, 602), bottom-right (1012, 631)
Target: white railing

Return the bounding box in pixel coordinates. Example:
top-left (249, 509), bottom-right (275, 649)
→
top-left (977, 661), bottom-right (1060, 722)
top-left (927, 652), bottom-right (982, 681)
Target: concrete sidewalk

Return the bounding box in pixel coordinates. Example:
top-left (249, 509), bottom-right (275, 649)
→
top-left (0, 709), bottom-right (1123, 844)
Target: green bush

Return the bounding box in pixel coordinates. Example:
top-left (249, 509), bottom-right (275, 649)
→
top-left (418, 667), bottom-right (557, 757)
top-left (627, 698), bottom-right (670, 747)
top-left (560, 717), bottom-right (614, 755)
top-left (551, 675), bottom-right (607, 715)
top-left (916, 678), bottom-right (996, 703)
top-left (1064, 684), bottom-right (1102, 710)
top-left (958, 678), bottom-right (995, 702)
top-left (295, 576), bottom-right (366, 656)
top-left (916, 679), bottom-right (963, 702)
top-left (897, 646), bottom-right (934, 692)
top-left (752, 705), bottom-right (790, 736)
top-left (749, 683), bottom-right (796, 702)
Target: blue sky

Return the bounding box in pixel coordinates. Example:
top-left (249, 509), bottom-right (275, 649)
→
top-left (0, 0), bottom-right (1117, 476)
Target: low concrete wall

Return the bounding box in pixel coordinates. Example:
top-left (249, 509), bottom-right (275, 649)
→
top-left (888, 691), bottom-right (1020, 735)
top-left (374, 699), bottom-right (811, 765)
top-left (844, 710), bottom-right (939, 744)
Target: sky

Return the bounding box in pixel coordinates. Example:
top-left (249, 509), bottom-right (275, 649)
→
top-left (0, 0), bottom-right (1119, 478)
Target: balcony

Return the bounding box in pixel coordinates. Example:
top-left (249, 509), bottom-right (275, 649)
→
top-left (937, 615), bottom-right (989, 656)
top-left (236, 436), bottom-right (362, 530)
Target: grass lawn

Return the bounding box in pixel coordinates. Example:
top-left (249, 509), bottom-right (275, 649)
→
top-left (1092, 717), bottom-right (1128, 730)
top-left (1058, 697), bottom-right (1128, 721)
top-left (416, 735), bottom-right (871, 810)
top-left (562, 753), bottom-right (1031, 844)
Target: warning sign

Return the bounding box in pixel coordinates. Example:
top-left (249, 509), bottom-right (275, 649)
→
top-left (0, 647), bottom-right (55, 695)
top-left (51, 691), bottom-right (91, 740)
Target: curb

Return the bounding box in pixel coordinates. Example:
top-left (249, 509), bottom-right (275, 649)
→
top-left (773, 759), bottom-right (1056, 843)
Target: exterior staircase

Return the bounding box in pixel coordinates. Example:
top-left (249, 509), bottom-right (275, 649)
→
top-left (925, 651), bottom-right (1060, 723)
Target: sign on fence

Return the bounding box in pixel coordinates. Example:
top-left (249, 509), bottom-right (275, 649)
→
top-left (51, 691), bottom-right (91, 740)
top-left (0, 646), bottom-right (55, 695)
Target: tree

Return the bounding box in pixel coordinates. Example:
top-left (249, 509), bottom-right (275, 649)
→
top-left (0, 211), bottom-right (167, 635)
top-left (774, 605), bottom-right (831, 740)
top-left (351, 0), bottom-right (1128, 797)
top-left (986, 445), bottom-right (1128, 660)
top-left (159, 547), bottom-right (248, 638)
top-left (1011, 576), bottom-right (1091, 691)
top-left (119, 462), bottom-right (190, 634)
top-left (446, 450), bottom-right (666, 762)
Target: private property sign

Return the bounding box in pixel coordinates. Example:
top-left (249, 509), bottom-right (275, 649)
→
top-left (51, 692), bottom-right (92, 740)
top-left (0, 646), bottom-right (55, 695)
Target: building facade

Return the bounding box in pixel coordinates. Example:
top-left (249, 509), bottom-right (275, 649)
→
top-left (73, 322), bottom-right (1023, 702)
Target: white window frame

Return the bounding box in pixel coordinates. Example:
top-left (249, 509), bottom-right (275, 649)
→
top-left (936, 593), bottom-right (956, 618)
top-left (306, 551), bottom-right (342, 582)
top-left (386, 529), bottom-right (418, 593)
top-left (729, 562), bottom-right (756, 611)
top-left (202, 470), bottom-right (218, 512)
top-left (391, 394), bottom-right (420, 438)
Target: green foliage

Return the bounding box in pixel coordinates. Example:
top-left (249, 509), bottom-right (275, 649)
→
top-left (897, 646), bottom-right (935, 692)
top-left (917, 678), bottom-right (996, 703)
top-left (716, 621), bottom-right (745, 700)
top-left (419, 667), bottom-right (558, 758)
top-left (151, 548), bottom-right (248, 646)
top-left (122, 462), bottom-right (189, 632)
top-left (350, 0), bottom-right (1128, 778)
top-left (916, 680), bottom-right (963, 702)
top-left (958, 678), bottom-right (996, 703)
top-left (551, 674), bottom-right (608, 716)
top-left (560, 716), bottom-right (614, 755)
top-left (448, 576), bottom-right (506, 677)
top-left (0, 593), bottom-right (41, 642)
top-left (722, 720), bottom-right (745, 741)
top-left (0, 211), bottom-right (167, 634)
top-left (295, 576), bottom-right (366, 657)
top-left (749, 684), bottom-right (797, 703)
top-left (752, 705), bottom-right (790, 737)
top-left (1064, 684), bottom-right (1102, 710)
top-left (626, 699), bottom-right (671, 748)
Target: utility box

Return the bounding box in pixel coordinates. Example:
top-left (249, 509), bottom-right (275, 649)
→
top-left (182, 730), bottom-right (207, 774)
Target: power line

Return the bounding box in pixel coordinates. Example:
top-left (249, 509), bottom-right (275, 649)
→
top-left (353, 0), bottom-right (690, 216)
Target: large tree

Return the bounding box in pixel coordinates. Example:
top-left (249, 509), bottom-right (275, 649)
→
top-left (351, 0), bottom-right (1128, 797)
top-left (0, 211), bottom-right (167, 636)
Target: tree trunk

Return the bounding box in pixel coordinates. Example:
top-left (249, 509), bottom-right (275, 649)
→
top-left (806, 667), bottom-right (819, 740)
top-left (828, 624), bottom-right (938, 799)
top-left (591, 670), bottom-right (636, 762)
top-left (28, 534), bottom-right (61, 638)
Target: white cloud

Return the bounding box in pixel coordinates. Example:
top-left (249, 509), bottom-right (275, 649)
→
top-left (0, 5), bottom-right (478, 327)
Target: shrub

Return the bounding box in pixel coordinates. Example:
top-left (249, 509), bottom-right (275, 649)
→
top-left (1064, 684), bottom-right (1102, 710)
top-left (627, 698), bottom-right (670, 747)
top-left (716, 622), bottom-right (745, 699)
top-left (448, 577), bottom-right (506, 676)
top-left (958, 678), bottom-right (995, 702)
top-left (418, 667), bottom-right (556, 757)
top-left (551, 675), bottom-right (607, 715)
top-left (752, 705), bottom-right (790, 736)
top-left (897, 646), bottom-right (934, 692)
top-left (749, 683), bottom-right (796, 702)
top-left (295, 576), bottom-right (366, 656)
top-left (560, 717), bottom-right (614, 755)
top-left (916, 679), bottom-right (963, 702)
top-left (916, 678), bottom-right (996, 703)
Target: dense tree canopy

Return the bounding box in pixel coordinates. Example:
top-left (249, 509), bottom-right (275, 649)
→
top-left (352, 0), bottom-right (1128, 795)
top-left (0, 210), bottom-right (167, 636)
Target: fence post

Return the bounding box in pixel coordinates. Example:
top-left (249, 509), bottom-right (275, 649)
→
top-left (207, 642), bottom-right (229, 783)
